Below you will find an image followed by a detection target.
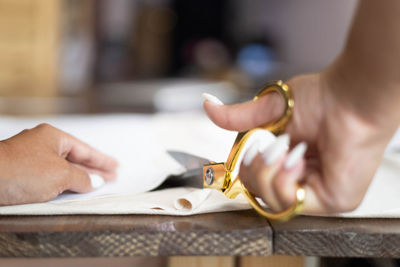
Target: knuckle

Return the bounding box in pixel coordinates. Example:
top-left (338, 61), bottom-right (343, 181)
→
top-left (35, 123), bottom-right (54, 132)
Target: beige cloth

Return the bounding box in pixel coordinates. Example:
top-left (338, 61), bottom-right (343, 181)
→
top-left (0, 114), bottom-right (399, 217)
top-left (0, 188), bottom-right (250, 216)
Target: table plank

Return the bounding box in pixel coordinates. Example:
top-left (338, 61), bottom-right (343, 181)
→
top-left (0, 210), bottom-right (272, 257)
top-left (270, 216), bottom-right (400, 257)
top-left (169, 256), bottom-right (234, 267)
top-left (239, 256), bottom-right (304, 267)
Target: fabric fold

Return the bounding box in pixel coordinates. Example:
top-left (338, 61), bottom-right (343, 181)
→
top-left (174, 189), bottom-right (211, 211)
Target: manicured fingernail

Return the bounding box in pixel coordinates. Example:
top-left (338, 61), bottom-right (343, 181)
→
top-left (284, 142), bottom-right (307, 170)
top-left (278, 133), bottom-right (290, 146)
top-left (243, 141), bottom-right (260, 166)
top-left (202, 93), bottom-right (224, 105)
top-left (258, 135), bottom-right (275, 152)
top-left (262, 134), bottom-right (290, 165)
top-left (90, 174), bottom-right (105, 189)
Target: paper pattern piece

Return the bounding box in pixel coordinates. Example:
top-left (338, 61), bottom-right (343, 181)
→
top-left (0, 113), bottom-right (399, 217)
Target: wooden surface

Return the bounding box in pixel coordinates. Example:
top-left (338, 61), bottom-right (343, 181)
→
top-left (0, 210), bottom-right (272, 257)
top-left (239, 256), bottom-right (304, 267)
top-left (270, 215), bottom-right (400, 257)
top-left (168, 256), bottom-right (304, 267)
top-left (1, 211), bottom-right (400, 258)
top-left (0, 258), bottom-right (166, 267)
top-left (169, 257), bottom-right (234, 267)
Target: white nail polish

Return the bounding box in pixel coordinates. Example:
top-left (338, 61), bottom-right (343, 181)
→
top-left (257, 135), bottom-right (275, 152)
top-left (90, 174), bottom-right (105, 189)
top-left (278, 133), bottom-right (290, 147)
top-left (284, 142), bottom-right (307, 170)
top-left (202, 93), bottom-right (224, 105)
top-left (243, 141), bottom-right (260, 166)
top-left (262, 134), bottom-right (290, 165)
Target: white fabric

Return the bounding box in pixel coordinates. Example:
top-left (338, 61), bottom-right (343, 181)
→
top-left (0, 113), bottom-right (399, 217)
top-left (0, 188), bottom-right (250, 216)
top-left (336, 152), bottom-right (400, 218)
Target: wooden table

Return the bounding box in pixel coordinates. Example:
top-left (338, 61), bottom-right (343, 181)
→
top-left (0, 210), bottom-right (271, 257)
top-left (1, 210), bottom-right (400, 259)
top-left (271, 215), bottom-right (400, 258)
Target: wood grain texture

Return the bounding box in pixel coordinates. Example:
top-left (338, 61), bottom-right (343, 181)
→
top-left (270, 216), bottom-right (400, 257)
top-left (240, 256), bottom-right (304, 267)
top-left (0, 257), bottom-right (166, 267)
top-left (0, 210), bottom-right (272, 257)
top-left (168, 257), bottom-right (234, 267)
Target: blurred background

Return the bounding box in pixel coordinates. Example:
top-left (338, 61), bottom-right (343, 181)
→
top-left (0, 0), bottom-right (358, 115)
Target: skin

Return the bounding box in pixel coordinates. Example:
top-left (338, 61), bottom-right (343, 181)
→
top-left (0, 123), bottom-right (118, 206)
top-left (204, 0), bottom-right (400, 214)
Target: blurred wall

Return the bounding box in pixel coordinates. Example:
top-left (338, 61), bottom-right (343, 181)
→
top-left (231, 0), bottom-right (358, 77)
top-left (0, 0), bottom-right (359, 114)
top-left (0, 0), bottom-right (61, 97)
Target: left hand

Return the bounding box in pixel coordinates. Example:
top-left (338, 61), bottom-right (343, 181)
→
top-left (0, 123), bottom-right (118, 206)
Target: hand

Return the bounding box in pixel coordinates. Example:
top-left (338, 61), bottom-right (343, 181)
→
top-left (203, 72), bottom-right (397, 214)
top-left (0, 123), bottom-right (118, 206)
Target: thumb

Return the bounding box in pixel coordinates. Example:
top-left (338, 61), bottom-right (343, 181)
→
top-left (202, 92), bottom-right (285, 132)
top-left (65, 164), bottom-right (93, 193)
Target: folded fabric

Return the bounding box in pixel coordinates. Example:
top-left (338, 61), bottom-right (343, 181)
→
top-left (0, 188), bottom-right (250, 216)
top-left (0, 113), bottom-right (399, 218)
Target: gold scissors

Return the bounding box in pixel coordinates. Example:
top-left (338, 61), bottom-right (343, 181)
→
top-left (202, 80), bottom-right (305, 221)
top-left (160, 81), bottom-right (305, 221)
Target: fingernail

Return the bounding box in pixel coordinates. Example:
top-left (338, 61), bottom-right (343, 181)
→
top-left (257, 134), bottom-right (276, 152)
top-left (90, 174), bottom-right (105, 189)
top-left (243, 141), bottom-right (260, 166)
top-left (202, 93), bottom-right (224, 105)
top-left (262, 134), bottom-right (290, 165)
top-left (278, 133), bottom-right (290, 146)
top-left (284, 142), bottom-right (307, 170)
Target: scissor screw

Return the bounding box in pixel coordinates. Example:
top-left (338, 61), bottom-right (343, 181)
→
top-left (205, 167), bottom-right (214, 185)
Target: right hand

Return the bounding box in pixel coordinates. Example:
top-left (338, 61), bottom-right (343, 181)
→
top-left (203, 72), bottom-right (396, 214)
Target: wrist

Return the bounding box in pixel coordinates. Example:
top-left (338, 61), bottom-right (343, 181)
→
top-left (320, 65), bottom-right (398, 151)
top-left (322, 55), bottom-right (400, 131)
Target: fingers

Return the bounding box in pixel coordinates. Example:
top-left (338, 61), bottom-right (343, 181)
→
top-left (271, 143), bottom-right (307, 209)
top-left (65, 164), bottom-right (93, 193)
top-left (60, 133), bottom-right (118, 181)
top-left (240, 136), bottom-right (309, 212)
top-left (240, 136), bottom-right (335, 214)
top-left (30, 123), bottom-right (118, 181)
top-left (202, 92), bottom-right (285, 132)
top-left (65, 165), bottom-right (109, 193)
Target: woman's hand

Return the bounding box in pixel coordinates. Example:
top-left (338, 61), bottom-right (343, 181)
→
top-left (203, 72), bottom-right (397, 214)
top-left (0, 123), bottom-right (118, 206)
top-left (203, 0), bottom-right (400, 215)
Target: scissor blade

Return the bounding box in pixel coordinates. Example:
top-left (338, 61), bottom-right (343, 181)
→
top-left (151, 151), bottom-right (210, 191)
top-left (152, 167), bottom-right (203, 190)
top-left (167, 150), bottom-right (211, 169)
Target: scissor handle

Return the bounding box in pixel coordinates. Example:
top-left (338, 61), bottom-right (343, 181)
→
top-left (253, 80), bottom-right (294, 135)
top-left (222, 80), bottom-right (305, 221)
top-left (225, 80), bottom-right (294, 174)
top-left (241, 183), bottom-right (305, 221)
